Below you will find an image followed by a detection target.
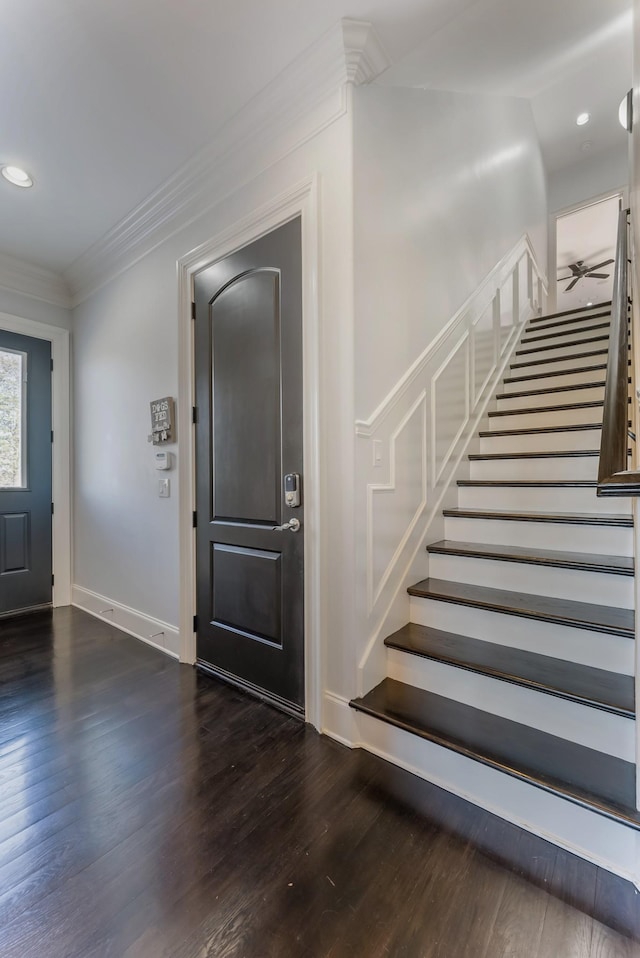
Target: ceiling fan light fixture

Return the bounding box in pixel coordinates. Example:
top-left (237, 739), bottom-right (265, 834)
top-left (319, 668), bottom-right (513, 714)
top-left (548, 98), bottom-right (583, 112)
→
top-left (1, 165), bottom-right (33, 188)
top-left (576, 112), bottom-right (591, 126)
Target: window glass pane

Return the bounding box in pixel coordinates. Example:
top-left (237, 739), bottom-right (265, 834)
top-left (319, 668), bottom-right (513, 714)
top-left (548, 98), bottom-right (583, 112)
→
top-left (0, 349), bottom-right (26, 488)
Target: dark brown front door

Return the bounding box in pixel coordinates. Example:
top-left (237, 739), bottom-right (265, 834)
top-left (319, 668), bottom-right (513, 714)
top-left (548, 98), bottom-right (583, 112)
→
top-left (194, 217), bottom-right (304, 714)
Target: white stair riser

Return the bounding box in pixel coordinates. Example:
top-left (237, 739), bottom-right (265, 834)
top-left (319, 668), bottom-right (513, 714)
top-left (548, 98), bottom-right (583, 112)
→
top-left (386, 649), bottom-right (634, 761)
top-left (511, 353), bottom-right (609, 376)
top-left (502, 368), bottom-right (607, 392)
top-left (457, 484), bottom-right (631, 513)
top-left (479, 428), bottom-right (601, 454)
top-left (521, 326), bottom-right (610, 352)
top-left (527, 312), bottom-right (611, 334)
top-left (496, 386), bottom-right (604, 412)
top-left (470, 455), bottom-right (597, 482)
top-left (487, 405), bottom-right (603, 431)
top-left (428, 553), bottom-right (634, 609)
top-left (515, 338), bottom-right (609, 363)
top-left (409, 595), bottom-right (635, 674)
top-left (443, 515), bottom-right (633, 557)
top-left (354, 712), bottom-right (640, 886)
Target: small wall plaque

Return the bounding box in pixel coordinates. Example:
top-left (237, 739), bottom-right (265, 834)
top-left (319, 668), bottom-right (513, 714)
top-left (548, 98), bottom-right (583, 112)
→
top-left (149, 397), bottom-right (175, 444)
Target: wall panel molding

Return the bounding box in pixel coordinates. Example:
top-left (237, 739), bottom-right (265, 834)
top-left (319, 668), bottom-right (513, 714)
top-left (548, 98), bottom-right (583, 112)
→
top-left (356, 234), bottom-right (547, 694)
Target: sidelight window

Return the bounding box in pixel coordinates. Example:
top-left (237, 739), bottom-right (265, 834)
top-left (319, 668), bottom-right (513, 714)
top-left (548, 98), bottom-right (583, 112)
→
top-left (0, 348), bottom-right (27, 488)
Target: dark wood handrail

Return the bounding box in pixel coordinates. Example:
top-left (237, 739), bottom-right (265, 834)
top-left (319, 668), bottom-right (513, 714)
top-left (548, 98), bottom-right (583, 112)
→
top-left (597, 208), bottom-right (640, 496)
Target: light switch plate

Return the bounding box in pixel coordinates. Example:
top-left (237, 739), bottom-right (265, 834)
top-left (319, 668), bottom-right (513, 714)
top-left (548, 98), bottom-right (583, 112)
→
top-left (158, 478), bottom-right (170, 498)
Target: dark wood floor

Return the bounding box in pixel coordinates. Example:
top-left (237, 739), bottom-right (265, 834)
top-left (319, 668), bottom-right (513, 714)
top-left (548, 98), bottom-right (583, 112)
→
top-left (0, 609), bottom-right (638, 958)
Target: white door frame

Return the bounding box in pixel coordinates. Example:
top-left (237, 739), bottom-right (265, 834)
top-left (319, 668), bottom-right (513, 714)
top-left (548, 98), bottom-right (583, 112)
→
top-left (0, 311), bottom-right (72, 608)
top-left (177, 175), bottom-right (322, 729)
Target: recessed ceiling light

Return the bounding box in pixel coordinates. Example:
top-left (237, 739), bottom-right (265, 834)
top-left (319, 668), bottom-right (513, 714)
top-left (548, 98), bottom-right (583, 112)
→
top-left (587, 301), bottom-right (593, 306)
top-left (576, 112), bottom-right (591, 126)
top-left (1, 165), bottom-right (33, 188)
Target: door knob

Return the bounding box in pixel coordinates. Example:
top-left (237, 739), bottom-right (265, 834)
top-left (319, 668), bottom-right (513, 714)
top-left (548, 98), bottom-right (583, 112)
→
top-left (272, 518), bottom-right (301, 532)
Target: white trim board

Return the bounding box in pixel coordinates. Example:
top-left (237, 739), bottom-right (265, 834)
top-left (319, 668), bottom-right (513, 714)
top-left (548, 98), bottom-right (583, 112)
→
top-left (0, 311), bottom-right (72, 607)
top-left (0, 252), bottom-right (71, 309)
top-left (72, 585), bottom-right (179, 659)
top-left (177, 175), bottom-right (323, 730)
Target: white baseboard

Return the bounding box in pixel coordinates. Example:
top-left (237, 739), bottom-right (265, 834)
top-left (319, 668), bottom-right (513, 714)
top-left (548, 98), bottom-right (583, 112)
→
top-left (72, 585), bottom-right (180, 660)
top-left (322, 690), bottom-right (358, 747)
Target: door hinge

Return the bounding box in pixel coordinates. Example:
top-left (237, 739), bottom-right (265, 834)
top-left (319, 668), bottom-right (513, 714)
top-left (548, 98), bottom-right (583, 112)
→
top-left (192, 406), bottom-right (198, 424)
top-left (192, 511), bottom-right (197, 528)
top-left (50, 358), bottom-right (54, 372)
top-left (193, 614), bottom-right (198, 632)
top-left (51, 574), bottom-right (55, 586)
top-left (191, 301), bottom-right (196, 320)
top-left (51, 430), bottom-right (54, 443)
top-left (51, 502), bottom-right (54, 515)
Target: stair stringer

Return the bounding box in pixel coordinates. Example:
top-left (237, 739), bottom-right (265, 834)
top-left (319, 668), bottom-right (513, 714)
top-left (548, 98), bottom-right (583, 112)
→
top-left (352, 235), bottom-right (546, 700)
top-left (352, 708), bottom-right (640, 888)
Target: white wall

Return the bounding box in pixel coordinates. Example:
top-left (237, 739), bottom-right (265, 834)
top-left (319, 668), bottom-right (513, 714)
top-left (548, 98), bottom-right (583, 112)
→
top-left (72, 109), bottom-right (356, 693)
top-left (548, 144), bottom-right (629, 214)
top-left (350, 84), bottom-right (548, 702)
top-left (0, 288), bottom-right (72, 330)
top-left (353, 85), bottom-right (547, 419)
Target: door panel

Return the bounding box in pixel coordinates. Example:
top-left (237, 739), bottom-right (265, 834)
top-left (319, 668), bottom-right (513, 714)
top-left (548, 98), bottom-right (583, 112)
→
top-left (194, 217), bottom-right (304, 713)
top-left (0, 329), bottom-right (52, 615)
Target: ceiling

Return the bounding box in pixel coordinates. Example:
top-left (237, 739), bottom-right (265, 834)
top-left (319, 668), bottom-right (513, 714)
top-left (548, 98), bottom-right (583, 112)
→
top-left (0, 0), bottom-right (632, 276)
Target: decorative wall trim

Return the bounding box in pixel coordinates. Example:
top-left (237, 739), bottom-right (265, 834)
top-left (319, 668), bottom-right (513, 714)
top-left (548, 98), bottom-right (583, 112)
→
top-left (0, 311), bottom-right (72, 606)
top-left (65, 19), bottom-right (389, 307)
top-left (0, 252), bottom-right (71, 309)
top-left (177, 175), bottom-right (323, 730)
top-left (366, 391), bottom-right (428, 612)
top-left (356, 235), bottom-right (547, 692)
top-left (72, 585), bottom-right (180, 659)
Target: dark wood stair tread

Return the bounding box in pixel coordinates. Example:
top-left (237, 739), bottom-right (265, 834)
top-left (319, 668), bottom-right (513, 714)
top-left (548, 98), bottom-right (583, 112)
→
top-left (442, 507), bottom-right (633, 527)
top-left (427, 539), bottom-right (633, 576)
top-left (522, 322), bottom-right (610, 345)
top-left (510, 348), bottom-right (608, 369)
top-left (469, 449), bottom-right (599, 460)
top-left (488, 399), bottom-right (603, 418)
top-left (524, 311), bottom-right (611, 333)
top-left (479, 422), bottom-right (602, 438)
top-left (350, 679), bottom-right (640, 828)
top-left (504, 363), bottom-right (607, 385)
top-left (516, 334), bottom-right (609, 356)
top-left (407, 578), bottom-right (634, 637)
top-left (384, 623), bottom-right (635, 717)
top-left (495, 381), bottom-right (605, 401)
top-left (529, 302), bottom-right (611, 322)
top-left (458, 479), bottom-right (598, 487)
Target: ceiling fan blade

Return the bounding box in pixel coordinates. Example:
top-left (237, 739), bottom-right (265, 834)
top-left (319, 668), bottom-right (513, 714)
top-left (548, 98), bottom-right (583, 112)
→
top-left (557, 275), bottom-right (574, 282)
top-left (588, 259), bottom-right (614, 271)
top-left (586, 272), bottom-right (610, 280)
top-left (565, 278), bottom-right (580, 292)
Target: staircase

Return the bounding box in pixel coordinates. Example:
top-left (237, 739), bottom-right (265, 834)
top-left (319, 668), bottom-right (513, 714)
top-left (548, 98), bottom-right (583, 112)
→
top-left (351, 301), bottom-right (640, 853)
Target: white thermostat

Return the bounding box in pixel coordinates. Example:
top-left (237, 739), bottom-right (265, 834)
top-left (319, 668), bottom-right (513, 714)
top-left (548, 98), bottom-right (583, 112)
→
top-left (154, 451), bottom-right (172, 470)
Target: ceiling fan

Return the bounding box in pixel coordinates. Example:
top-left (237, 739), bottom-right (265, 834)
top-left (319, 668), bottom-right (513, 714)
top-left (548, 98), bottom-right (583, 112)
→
top-left (557, 259), bottom-right (614, 292)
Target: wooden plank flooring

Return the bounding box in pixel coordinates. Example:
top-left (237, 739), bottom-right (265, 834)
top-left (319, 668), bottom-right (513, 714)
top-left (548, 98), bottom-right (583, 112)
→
top-left (0, 607), bottom-right (638, 958)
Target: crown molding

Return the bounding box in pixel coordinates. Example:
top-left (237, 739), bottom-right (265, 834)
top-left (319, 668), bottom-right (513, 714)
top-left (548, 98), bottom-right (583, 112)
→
top-left (65, 18), bottom-right (390, 307)
top-left (341, 18), bottom-right (391, 84)
top-left (0, 251), bottom-right (71, 309)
